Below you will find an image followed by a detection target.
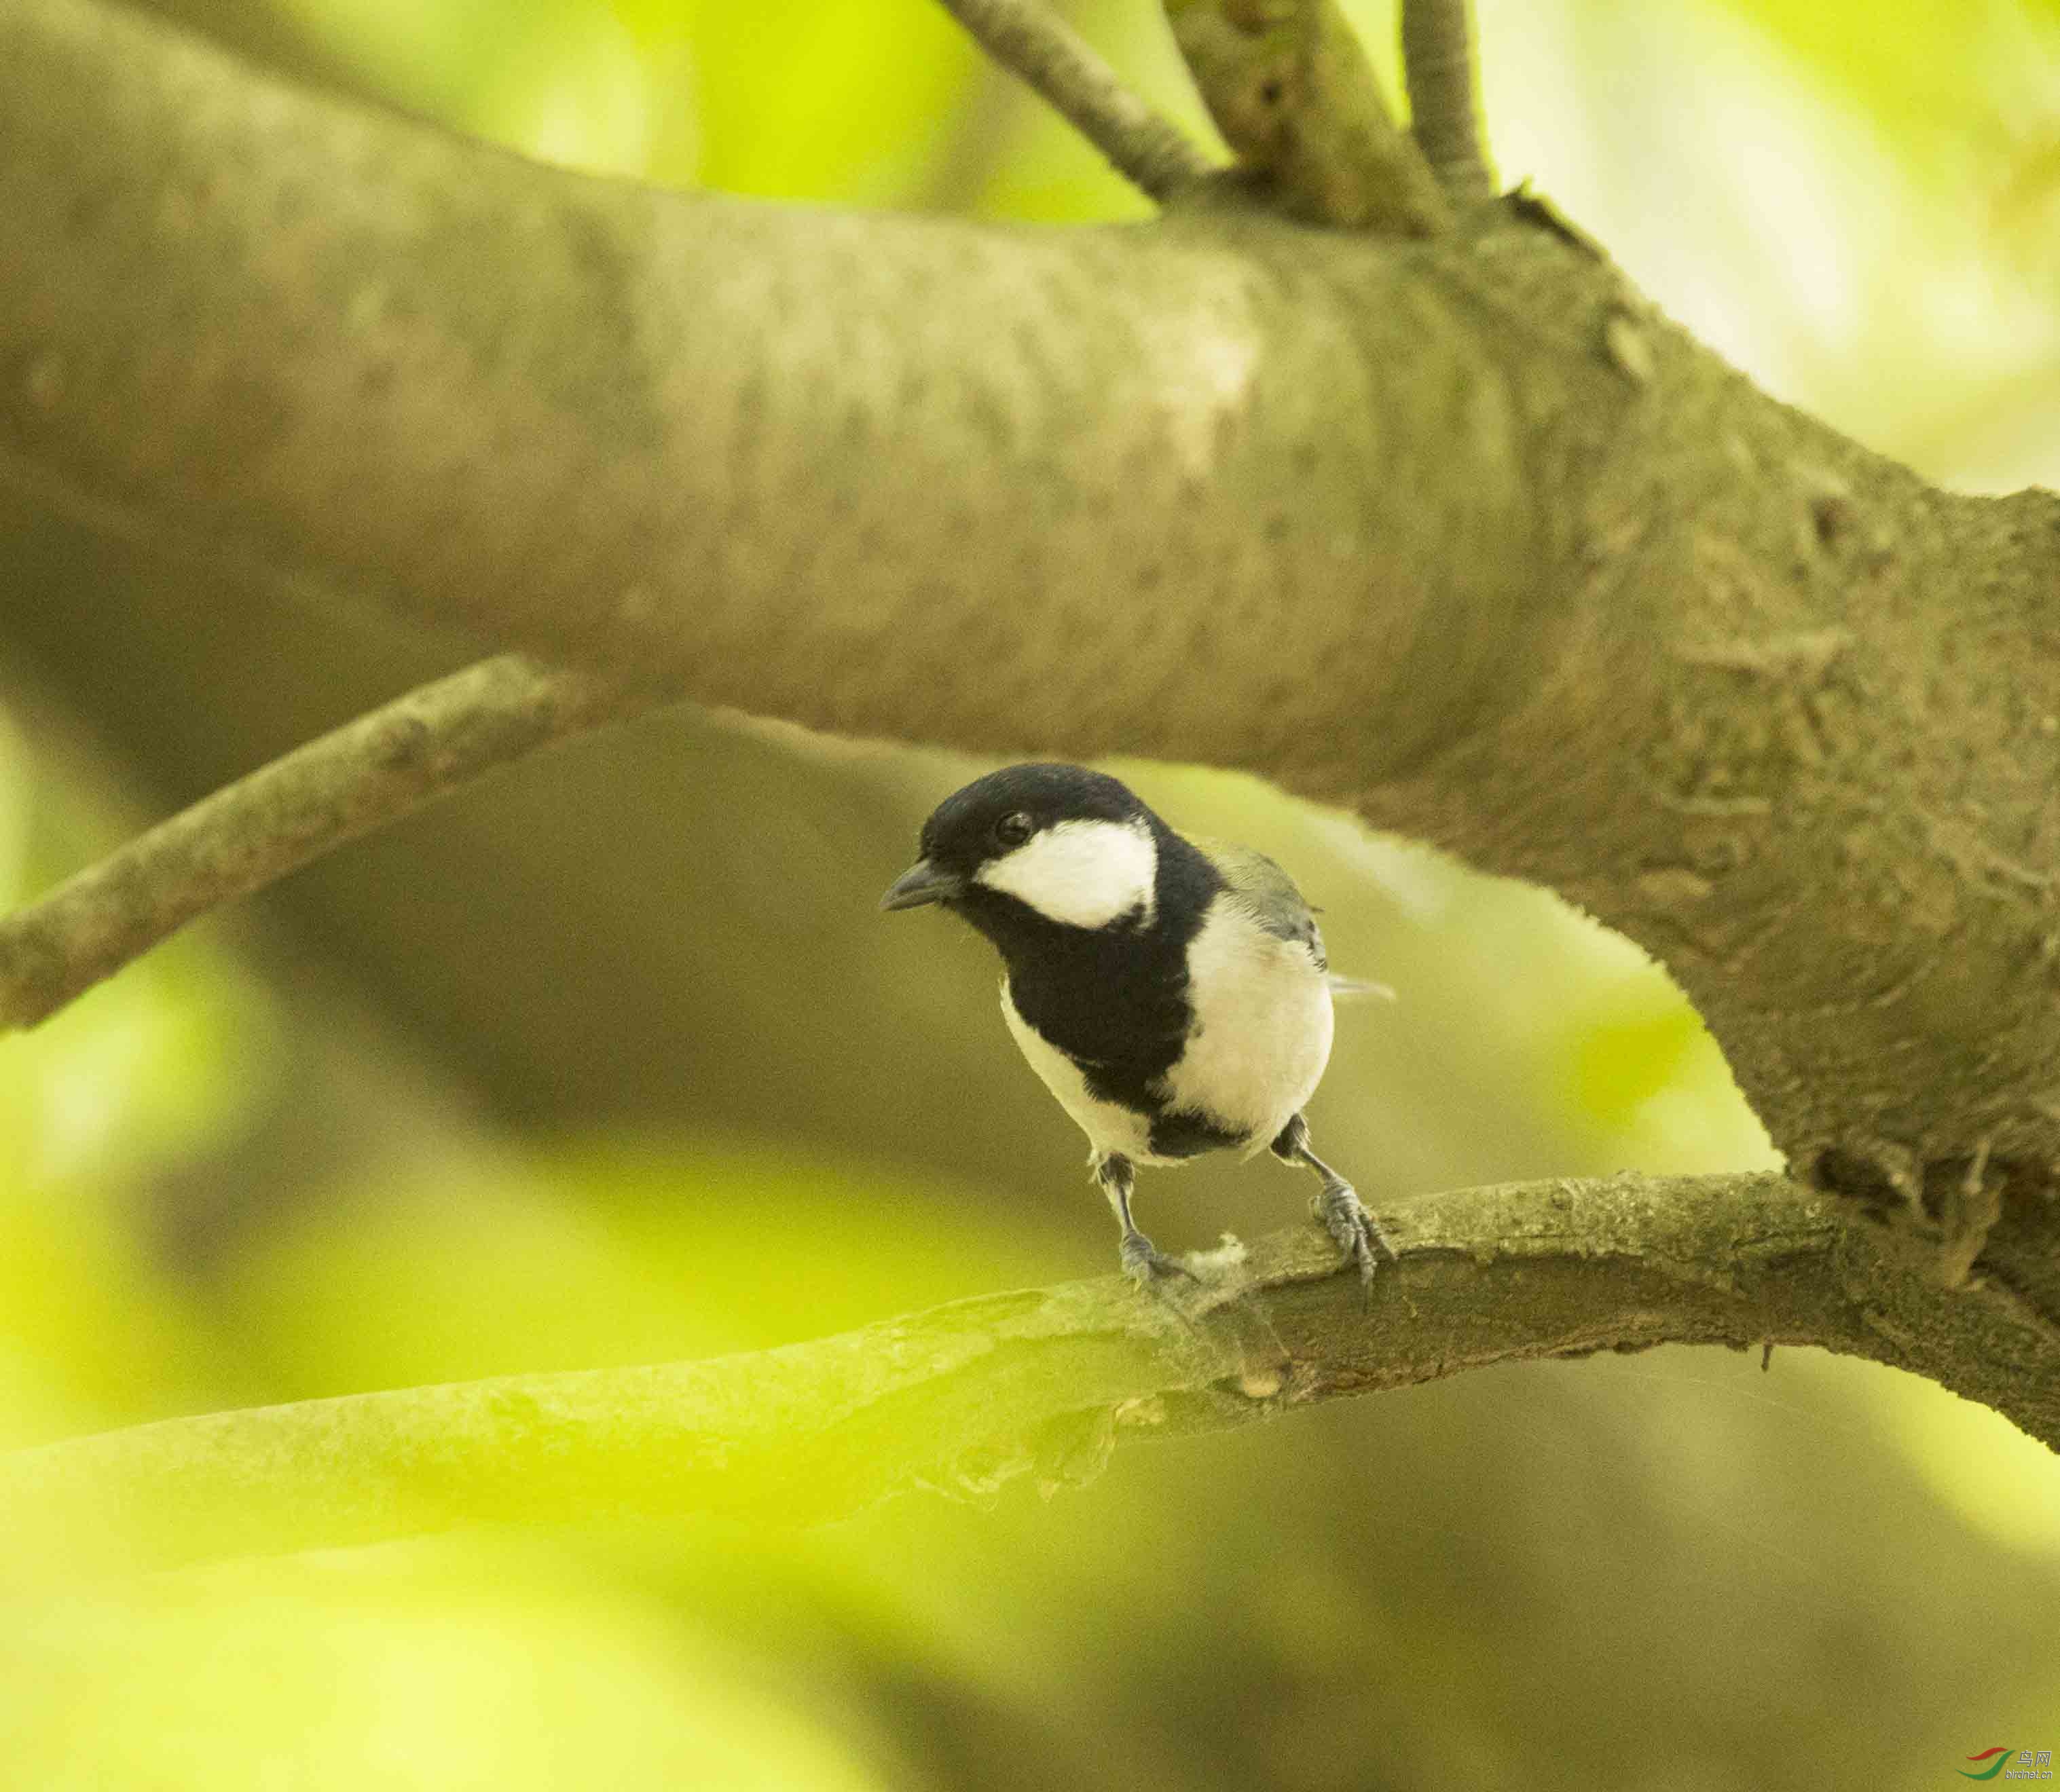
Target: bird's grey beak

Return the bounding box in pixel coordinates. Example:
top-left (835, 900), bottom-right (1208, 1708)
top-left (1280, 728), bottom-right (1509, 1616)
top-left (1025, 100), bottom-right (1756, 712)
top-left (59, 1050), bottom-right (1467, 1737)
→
top-left (880, 859), bottom-right (965, 912)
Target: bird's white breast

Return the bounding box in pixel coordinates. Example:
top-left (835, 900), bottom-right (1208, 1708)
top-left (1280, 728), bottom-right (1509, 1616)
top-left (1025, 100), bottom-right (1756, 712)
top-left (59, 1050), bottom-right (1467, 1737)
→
top-left (975, 819), bottom-right (1157, 929)
top-left (1155, 901), bottom-right (1334, 1157)
top-left (999, 900), bottom-right (1335, 1170)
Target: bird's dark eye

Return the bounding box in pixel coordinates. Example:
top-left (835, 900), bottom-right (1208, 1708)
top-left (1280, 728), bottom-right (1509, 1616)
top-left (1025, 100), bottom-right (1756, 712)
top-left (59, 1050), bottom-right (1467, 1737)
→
top-left (991, 811), bottom-right (1035, 851)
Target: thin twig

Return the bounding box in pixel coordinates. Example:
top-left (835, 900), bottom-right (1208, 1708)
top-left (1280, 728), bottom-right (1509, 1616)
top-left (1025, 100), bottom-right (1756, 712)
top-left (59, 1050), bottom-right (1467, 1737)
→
top-left (934, 0), bottom-right (1214, 200)
top-left (1401, 0), bottom-right (1494, 202)
top-left (0, 656), bottom-right (646, 1030)
top-left (3, 1170), bottom-right (2051, 1573)
top-left (1164, 0), bottom-right (1450, 234)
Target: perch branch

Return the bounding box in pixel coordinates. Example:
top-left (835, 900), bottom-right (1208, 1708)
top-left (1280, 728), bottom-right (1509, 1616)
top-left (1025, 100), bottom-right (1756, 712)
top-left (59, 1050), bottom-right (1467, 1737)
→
top-left (0, 656), bottom-right (644, 1029)
top-left (1164, 0), bottom-right (1450, 231)
top-left (2, 1172), bottom-right (2052, 1573)
top-left (933, 0), bottom-right (1214, 200)
top-left (1400, 0), bottom-right (1494, 201)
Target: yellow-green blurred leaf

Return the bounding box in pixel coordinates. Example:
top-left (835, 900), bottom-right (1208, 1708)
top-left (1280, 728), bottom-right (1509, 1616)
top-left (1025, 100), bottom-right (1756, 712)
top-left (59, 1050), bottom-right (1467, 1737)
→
top-left (0, 1552), bottom-right (891, 1792)
top-left (215, 1144), bottom-right (1072, 1396)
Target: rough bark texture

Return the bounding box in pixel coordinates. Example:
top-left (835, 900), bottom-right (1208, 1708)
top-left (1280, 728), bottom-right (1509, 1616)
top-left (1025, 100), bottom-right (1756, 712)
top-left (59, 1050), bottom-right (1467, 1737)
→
top-left (1, 0), bottom-right (2056, 1440)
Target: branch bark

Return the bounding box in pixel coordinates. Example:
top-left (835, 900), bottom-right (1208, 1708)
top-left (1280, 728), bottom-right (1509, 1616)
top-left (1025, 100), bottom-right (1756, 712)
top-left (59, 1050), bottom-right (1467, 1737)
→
top-left (1400, 0), bottom-right (1495, 202)
top-left (932, 0), bottom-right (1215, 200)
top-left (3, 1171), bottom-right (2050, 1573)
top-left (0, 654), bottom-right (640, 1027)
top-left (1166, 0), bottom-right (1450, 232)
top-left (2, 0), bottom-right (2058, 1385)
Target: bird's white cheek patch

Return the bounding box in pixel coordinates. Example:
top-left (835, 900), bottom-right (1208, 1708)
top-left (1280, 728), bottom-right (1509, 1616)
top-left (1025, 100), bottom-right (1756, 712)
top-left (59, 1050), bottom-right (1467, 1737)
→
top-left (976, 820), bottom-right (1157, 929)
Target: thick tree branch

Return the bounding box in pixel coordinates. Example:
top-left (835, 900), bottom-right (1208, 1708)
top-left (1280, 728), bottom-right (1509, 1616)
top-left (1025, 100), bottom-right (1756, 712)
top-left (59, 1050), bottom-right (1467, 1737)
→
top-left (932, 0), bottom-right (1215, 200)
top-left (1, 1172), bottom-right (2050, 1573)
top-left (1400, 0), bottom-right (1495, 202)
top-left (0, 655), bottom-right (640, 1029)
top-left (1165, 0), bottom-right (1450, 231)
top-left (3, 0), bottom-right (2059, 1353)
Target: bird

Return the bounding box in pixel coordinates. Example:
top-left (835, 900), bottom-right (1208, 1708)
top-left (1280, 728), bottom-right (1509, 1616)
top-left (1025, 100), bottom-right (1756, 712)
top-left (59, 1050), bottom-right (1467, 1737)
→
top-left (880, 762), bottom-right (1393, 1290)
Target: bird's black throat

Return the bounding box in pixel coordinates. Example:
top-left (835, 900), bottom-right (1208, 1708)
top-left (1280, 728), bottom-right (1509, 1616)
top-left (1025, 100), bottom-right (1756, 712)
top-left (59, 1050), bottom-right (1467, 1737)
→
top-left (947, 820), bottom-right (1238, 1155)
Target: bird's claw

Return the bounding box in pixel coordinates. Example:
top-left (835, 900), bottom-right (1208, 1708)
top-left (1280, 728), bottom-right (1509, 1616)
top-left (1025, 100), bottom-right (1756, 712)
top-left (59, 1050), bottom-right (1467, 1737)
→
top-left (1120, 1230), bottom-right (1198, 1292)
top-left (1312, 1182), bottom-right (1395, 1286)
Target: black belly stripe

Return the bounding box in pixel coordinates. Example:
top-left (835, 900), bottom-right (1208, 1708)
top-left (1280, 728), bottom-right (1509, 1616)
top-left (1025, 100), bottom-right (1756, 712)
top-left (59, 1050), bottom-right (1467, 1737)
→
top-left (1148, 1109), bottom-right (1251, 1159)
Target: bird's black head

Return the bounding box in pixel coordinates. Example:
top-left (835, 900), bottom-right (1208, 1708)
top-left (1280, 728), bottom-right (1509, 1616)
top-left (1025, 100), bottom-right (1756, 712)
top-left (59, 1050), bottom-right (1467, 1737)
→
top-left (916, 764), bottom-right (1148, 872)
top-left (880, 763), bottom-right (1159, 935)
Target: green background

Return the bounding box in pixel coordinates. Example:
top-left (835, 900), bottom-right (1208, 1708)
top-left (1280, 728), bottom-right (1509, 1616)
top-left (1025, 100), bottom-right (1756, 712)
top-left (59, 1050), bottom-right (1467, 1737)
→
top-left (2, 1), bottom-right (2058, 1787)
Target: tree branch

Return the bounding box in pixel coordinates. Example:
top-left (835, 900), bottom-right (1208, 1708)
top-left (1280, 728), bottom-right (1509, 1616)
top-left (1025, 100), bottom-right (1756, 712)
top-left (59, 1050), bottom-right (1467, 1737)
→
top-left (1, 1172), bottom-right (2050, 1573)
top-left (3, 0), bottom-right (2059, 1347)
top-left (1164, 0), bottom-right (1450, 231)
top-left (0, 656), bottom-right (642, 1029)
top-left (932, 0), bottom-right (1214, 200)
top-left (1400, 0), bottom-right (1494, 201)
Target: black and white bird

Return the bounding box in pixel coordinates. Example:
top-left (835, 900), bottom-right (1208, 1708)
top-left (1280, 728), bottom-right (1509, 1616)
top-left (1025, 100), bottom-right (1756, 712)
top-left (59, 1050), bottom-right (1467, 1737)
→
top-left (881, 763), bottom-right (1392, 1288)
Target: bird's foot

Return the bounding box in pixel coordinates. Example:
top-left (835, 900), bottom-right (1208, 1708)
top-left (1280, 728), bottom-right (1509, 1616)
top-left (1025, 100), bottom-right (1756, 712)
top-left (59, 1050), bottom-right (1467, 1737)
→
top-left (1119, 1229), bottom-right (1199, 1292)
top-left (1312, 1180), bottom-right (1395, 1286)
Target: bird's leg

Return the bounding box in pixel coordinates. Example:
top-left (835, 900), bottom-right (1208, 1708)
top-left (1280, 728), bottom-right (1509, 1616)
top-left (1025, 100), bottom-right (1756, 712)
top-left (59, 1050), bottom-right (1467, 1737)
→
top-left (1270, 1114), bottom-right (1395, 1286)
top-left (1093, 1152), bottom-right (1196, 1288)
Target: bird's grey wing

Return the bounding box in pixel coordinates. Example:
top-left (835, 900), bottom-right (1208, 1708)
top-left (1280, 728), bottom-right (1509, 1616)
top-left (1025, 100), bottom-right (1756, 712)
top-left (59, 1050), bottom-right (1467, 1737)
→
top-left (1200, 839), bottom-right (1327, 966)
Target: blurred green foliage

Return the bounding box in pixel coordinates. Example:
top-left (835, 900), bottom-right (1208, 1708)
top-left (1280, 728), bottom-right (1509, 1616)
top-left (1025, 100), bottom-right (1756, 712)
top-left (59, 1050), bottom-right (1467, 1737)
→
top-left (5, 1), bottom-right (2060, 1788)
top-left (0, 721), bottom-right (253, 1451)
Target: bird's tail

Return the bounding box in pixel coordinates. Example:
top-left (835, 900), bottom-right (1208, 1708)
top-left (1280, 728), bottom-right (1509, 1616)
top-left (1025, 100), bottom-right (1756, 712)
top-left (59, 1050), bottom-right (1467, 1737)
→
top-left (1327, 974), bottom-right (1397, 1003)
